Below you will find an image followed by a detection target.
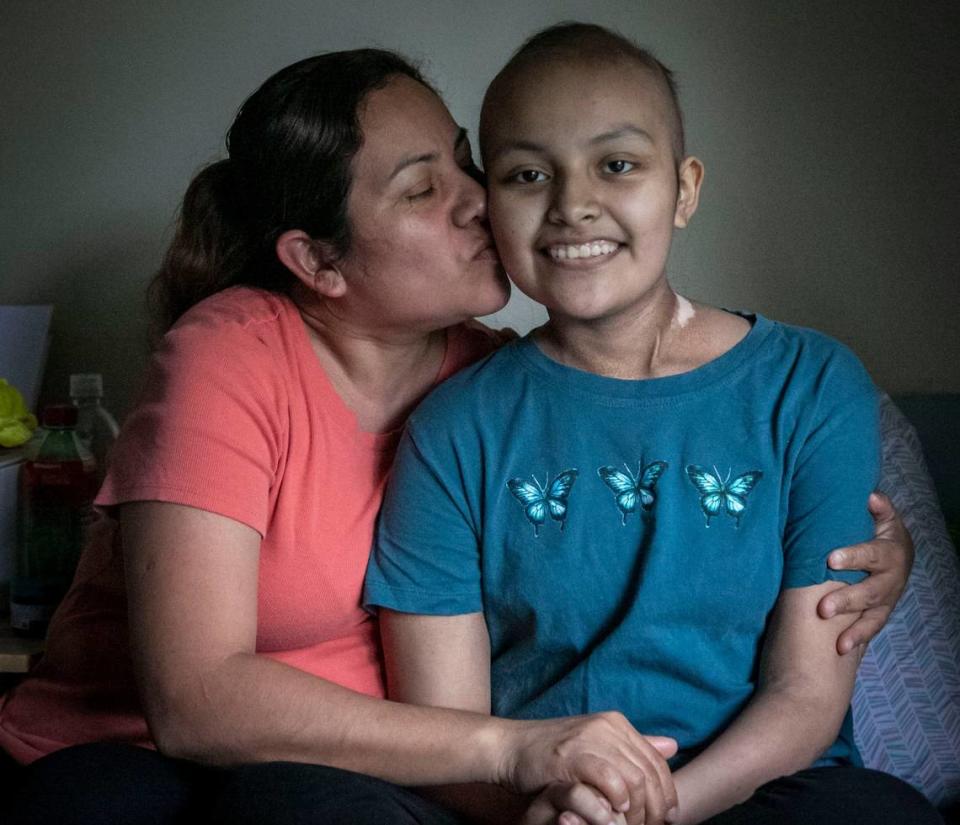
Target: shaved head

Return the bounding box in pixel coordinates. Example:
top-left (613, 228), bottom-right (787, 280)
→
top-left (481, 22), bottom-right (686, 166)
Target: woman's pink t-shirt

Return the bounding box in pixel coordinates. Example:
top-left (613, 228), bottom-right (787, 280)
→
top-left (0, 287), bottom-right (500, 763)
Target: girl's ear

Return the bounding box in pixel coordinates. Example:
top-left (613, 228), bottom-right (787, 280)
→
top-left (276, 229), bottom-right (346, 298)
top-left (674, 156), bottom-right (704, 228)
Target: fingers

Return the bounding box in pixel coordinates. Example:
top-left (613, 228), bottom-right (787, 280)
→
top-left (547, 783), bottom-right (618, 825)
top-left (827, 541), bottom-right (884, 574)
top-left (645, 736), bottom-right (678, 760)
top-left (570, 753), bottom-right (630, 814)
top-left (615, 734), bottom-right (675, 825)
top-left (517, 712), bottom-right (676, 825)
top-left (819, 573), bottom-right (885, 618)
top-left (867, 490), bottom-right (896, 521)
top-left (835, 608), bottom-right (888, 654)
top-left (644, 739), bottom-right (678, 820)
top-left (558, 811), bottom-right (628, 825)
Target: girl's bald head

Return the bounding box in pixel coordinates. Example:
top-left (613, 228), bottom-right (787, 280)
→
top-left (481, 22), bottom-right (686, 166)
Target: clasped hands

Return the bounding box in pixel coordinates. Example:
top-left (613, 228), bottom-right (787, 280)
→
top-left (504, 711), bottom-right (677, 825)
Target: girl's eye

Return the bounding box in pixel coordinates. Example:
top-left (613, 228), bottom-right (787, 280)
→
top-left (512, 169), bottom-right (547, 184)
top-left (604, 159), bottom-right (635, 174)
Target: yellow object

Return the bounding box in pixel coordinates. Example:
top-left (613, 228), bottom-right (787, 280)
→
top-left (0, 378), bottom-right (38, 447)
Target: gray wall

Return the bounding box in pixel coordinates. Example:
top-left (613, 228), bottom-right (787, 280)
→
top-left (2, 0), bottom-right (958, 418)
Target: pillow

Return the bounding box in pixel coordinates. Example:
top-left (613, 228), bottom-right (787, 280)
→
top-left (852, 393), bottom-right (960, 808)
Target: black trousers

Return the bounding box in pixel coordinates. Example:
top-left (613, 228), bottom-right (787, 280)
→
top-left (2, 744), bottom-right (947, 824)
top-left (701, 765), bottom-right (945, 825)
top-left (4, 743), bottom-right (465, 825)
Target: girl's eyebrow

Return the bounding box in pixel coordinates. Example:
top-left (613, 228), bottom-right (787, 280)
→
top-left (389, 128), bottom-right (470, 181)
top-left (489, 125), bottom-right (655, 162)
top-left (590, 125), bottom-right (655, 145)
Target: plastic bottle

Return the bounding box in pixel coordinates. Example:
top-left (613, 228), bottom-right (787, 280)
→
top-left (69, 373), bottom-right (119, 483)
top-left (11, 404), bottom-right (98, 636)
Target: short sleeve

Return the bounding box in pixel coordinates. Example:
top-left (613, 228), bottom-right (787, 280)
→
top-left (96, 311), bottom-right (284, 536)
top-left (363, 422), bottom-right (483, 615)
top-left (782, 358), bottom-right (880, 589)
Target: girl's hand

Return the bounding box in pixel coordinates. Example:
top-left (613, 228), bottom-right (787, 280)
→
top-left (818, 492), bottom-right (914, 653)
top-left (500, 712), bottom-right (678, 824)
top-left (523, 782), bottom-right (630, 825)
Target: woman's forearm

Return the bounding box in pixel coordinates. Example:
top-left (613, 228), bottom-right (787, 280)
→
top-left (152, 649), bottom-right (513, 786)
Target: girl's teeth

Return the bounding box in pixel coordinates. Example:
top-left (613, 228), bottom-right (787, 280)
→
top-left (549, 241), bottom-right (617, 261)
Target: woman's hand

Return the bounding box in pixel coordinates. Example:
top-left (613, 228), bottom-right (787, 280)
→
top-left (817, 492), bottom-right (914, 654)
top-left (500, 712), bottom-right (678, 824)
top-left (523, 782), bottom-right (628, 825)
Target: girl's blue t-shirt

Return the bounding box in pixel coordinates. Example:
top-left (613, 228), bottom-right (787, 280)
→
top-left (364, 314), bottom-right (879, 766)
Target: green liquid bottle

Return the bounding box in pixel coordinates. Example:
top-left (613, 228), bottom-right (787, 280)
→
top-left (11, 404), bottom-right (97, 637)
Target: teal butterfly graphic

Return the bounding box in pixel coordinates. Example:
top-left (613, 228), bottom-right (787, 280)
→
top-left (685, 464), bottom-right (763, 527)
top-left (598, 460), bottom-right (668, 525)
top-left (506, 470), bottom-right (579, 537)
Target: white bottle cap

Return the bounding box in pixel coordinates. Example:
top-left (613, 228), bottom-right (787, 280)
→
top-left (69, 373), bottom-right (104, 399)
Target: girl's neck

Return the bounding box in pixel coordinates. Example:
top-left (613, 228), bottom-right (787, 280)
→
top-left (535, 282), bottom-right (689, 380)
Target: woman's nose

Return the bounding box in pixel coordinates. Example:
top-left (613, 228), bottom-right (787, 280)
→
top-left (547, 173), bottom-right (600, 226)
top-left (452, 169), bottom-right (488, 227)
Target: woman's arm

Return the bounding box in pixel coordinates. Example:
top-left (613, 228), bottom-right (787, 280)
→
top-left (380, 609), bottom-right (678, 825)
top-left (121, 500), bottom-right (667, 799)
top-left (669, 580), bottom-right (862, 825)
top-left (819, 492), bottom-right (914, 653)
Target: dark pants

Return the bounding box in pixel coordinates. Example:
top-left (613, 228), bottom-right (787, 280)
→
top-left (2, 745), bottom-right (948, 825)
top-left (4, 743), bottom-right (465, 825)
top-left (702, 765), bottom-right (945, 825)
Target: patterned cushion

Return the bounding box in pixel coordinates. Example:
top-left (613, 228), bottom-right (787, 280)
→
top-left (852, 393), bottom-right (960, 808)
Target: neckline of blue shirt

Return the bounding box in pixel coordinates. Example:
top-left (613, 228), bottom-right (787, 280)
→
top-left (508, 312), bottom-right (774, 405)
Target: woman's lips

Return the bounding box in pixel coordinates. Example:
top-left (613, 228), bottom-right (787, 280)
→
top-left (472, 243), bottom-right (501, 262)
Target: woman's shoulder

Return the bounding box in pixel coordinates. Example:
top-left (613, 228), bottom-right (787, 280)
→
top-left (157, 287), bottom-right (301, 372)
top-left (172, 286), bottom-right (292, 337)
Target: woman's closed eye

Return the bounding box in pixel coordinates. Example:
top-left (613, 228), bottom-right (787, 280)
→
top-left (406, 184), bottom-right (435, 202)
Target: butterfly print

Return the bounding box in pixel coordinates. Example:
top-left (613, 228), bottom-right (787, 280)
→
top-left (685, 464), bottom-right (763, 527)
top-left (598, 460), bottom-right (668, 525)
top-left (506, 470), bottom-right (579, 537)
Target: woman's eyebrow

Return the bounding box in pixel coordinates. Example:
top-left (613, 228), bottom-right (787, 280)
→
top-left (389, 151), bottom-right (437, 181)
top-left (389, 128), bottom-right (470, 181)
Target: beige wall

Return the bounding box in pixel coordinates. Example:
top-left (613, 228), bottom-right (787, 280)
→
top-left (2, 0), bottom-right (958, 417)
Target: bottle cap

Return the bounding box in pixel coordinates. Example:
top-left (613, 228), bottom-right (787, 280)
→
top-left (69, 373), bottom-right (104, 399)
top-left (41, 404), bottom-right (79, 428)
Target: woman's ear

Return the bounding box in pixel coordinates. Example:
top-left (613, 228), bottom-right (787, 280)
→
top-left (674, 156), bottom-right (704, 228)
top-left (276, 229), bottom-right (346, 298)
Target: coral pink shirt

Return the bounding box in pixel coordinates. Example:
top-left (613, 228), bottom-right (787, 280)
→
top-left (0, 287), bottom-right (500, 763)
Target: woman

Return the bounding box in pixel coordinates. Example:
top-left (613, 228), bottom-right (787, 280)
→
top-left (0, 49), bottom-right (911, 824)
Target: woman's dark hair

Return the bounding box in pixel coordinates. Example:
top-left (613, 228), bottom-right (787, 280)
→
top-left (150, 49), bottom-right (430, 331)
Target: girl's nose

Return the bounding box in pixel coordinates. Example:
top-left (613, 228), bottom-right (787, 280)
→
top-left (547, 173), bottom-right (600, 226)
